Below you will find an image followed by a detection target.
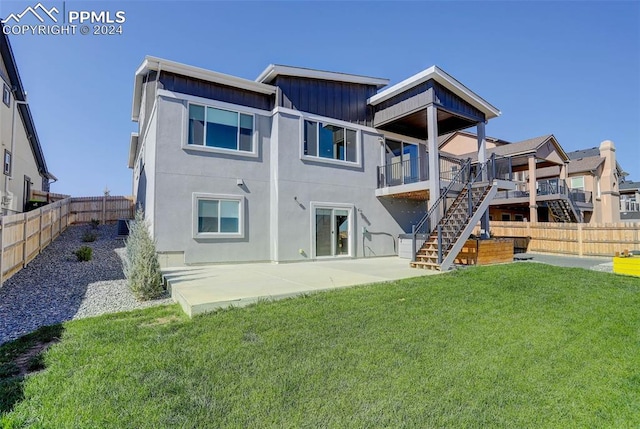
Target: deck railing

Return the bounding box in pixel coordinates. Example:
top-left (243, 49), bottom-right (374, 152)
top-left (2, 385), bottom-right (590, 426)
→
top-left (376, 153), bottom-right (467, 188)
top-left (621, 199), bottom-right (640, 212)
top-left (495, 178), bottom-right (592, 205)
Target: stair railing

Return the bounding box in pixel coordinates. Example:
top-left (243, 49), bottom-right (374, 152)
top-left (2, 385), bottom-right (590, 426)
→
top-left (437, 154), bottom-right (496, 263)
top-left (411, 157), bottom-right (471, 262)
top-left (562, 178), bottom-right (583, 222)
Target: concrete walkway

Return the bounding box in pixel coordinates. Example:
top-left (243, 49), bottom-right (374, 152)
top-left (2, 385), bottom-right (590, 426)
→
top-left (514, 252), bottom-right (612, 271)
top-left (164, 257), bottom-right (436, 316)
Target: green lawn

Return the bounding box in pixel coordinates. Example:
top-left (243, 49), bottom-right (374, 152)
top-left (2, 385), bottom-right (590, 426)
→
top-left (1, 264), bottom-right (639, 428)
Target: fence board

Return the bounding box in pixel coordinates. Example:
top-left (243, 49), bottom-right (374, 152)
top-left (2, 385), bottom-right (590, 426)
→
top-left (486, 221), bottom-right (640, 257)
top-left (0, 195), bottom-right (135, 285)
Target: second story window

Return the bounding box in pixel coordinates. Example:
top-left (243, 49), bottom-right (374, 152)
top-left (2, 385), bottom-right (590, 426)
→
top-left (3, 150), bottom-right (11, 175)
top-left (2, 84), bottom-right (10, 107)
top-left (188, 104), bottom-right (254, 152)
top-left (304, 120), bottom-right (358, 163)
top-left (570, 176), bottom-right (585, 191)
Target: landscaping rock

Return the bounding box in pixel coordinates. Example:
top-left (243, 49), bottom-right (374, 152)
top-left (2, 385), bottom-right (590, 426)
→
top-left (0, 224), bottom-right (173, 346)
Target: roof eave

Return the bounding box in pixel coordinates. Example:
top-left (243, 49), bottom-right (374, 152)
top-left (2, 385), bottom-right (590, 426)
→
top-left (132, 56), bottom-right (277, 121)
top-left (368, 66), bottom-right (501, 120)
top-left (256, 64), bottom-right (389, 88)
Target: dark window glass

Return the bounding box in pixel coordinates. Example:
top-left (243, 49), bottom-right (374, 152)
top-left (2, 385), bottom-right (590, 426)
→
top-left (188, 105), bottom-right (205, 146)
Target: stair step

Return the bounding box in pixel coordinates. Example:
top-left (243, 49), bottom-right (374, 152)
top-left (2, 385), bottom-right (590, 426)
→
top-left (410, 261), bottom-right (441, 270)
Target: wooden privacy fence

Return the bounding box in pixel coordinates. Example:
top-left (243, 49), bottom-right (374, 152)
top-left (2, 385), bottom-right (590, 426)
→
top-left (481, 221), bottom-right (640, 257)
top-left (0, 195), bottom-right (134, 284)
top-left (70, 196), bottom-right (134, 224)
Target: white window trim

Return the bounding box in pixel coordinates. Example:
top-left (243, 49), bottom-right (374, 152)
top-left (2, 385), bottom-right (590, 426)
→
top-left (2, 84), bottom-right (10, 107)
top-left (570, 176), bottom-right (585, 190)
top-left (192, 192), bottom-right (245, 239)
top-left (309, 201), bottom-right (354, 259)
top-left (299, 118), bottom-right (362, 168)
top-left (184, 102), bottom-right (259, 158)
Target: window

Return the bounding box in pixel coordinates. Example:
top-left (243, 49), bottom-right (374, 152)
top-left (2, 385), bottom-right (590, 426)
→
top-left (501, 213), bottom-right (511, 221)
top-left (304, 120), bottom-right (357, 163)
top-left (193, 193), bottom-right (244, 238)
top-left (514, 214), bottom-right (524, 222)
top-left (3, 150), bottom-right (10, 176)
top-left (2, 84), bottom-right (10, 107)
top-left (570, 176), bottom-right (585, 190)
top-left (188, 104), bottom-right (254, 152)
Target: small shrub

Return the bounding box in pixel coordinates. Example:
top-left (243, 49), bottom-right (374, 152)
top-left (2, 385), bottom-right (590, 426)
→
top-left (123, 208), bottom-right (164, 300)
top-left (73, 246), bottom-right (92, 262)
top-left (90, 219), bottom-right (100, 229)
top-left (81, 230), bottom-right (97, 242)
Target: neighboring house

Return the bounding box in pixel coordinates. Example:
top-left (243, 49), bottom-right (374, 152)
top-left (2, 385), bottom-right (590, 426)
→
top-left (0, 25), bottom-right (55, 214)
top-left (129, 56), bottom-right (507, 269)
top-left (443, 131), bottom-right (625, 223)
top-left (619, 181), bottom-right (640, 222)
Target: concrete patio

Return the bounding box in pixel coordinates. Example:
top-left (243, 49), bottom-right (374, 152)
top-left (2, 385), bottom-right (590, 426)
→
top-left (163, 257), bottom-right (436, 316)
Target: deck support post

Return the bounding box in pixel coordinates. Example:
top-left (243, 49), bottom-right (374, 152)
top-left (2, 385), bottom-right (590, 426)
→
top-left (427, 105), bottom-right (440, 225)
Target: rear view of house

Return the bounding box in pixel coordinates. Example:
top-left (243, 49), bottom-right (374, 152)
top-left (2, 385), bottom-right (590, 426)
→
top-left (129, 57), bottom-right (508, 269)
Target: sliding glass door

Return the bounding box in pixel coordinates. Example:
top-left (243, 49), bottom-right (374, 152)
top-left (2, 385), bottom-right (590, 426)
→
top-left (314, 207), bottom-right (351, 257)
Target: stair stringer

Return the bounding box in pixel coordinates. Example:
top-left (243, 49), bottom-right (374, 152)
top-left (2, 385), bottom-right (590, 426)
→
top-left (439, 182), bottom-right (499, 271)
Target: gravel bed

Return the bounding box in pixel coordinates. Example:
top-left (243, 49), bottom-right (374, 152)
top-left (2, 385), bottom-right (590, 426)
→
top-left (0, 223), bottom-right (173, 346)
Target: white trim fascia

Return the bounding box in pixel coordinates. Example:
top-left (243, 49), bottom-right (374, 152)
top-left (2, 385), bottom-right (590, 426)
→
top-left (132, 56), bottom-right (276, 121)
top-left (368, 65), bottom-right (501, 120)
top-left (257, 64), bottom-right (389, 88)
top-left (273, 106), bottom-right (379, 134)
top-left (159, 89), bottom-right (272, 117)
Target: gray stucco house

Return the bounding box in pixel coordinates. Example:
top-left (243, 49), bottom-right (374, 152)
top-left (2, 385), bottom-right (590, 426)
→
top-left (129, 57), bottom-right (505, 269)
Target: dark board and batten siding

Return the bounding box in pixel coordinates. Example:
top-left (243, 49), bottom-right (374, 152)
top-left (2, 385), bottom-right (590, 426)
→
top-left (274, 76), bottom-right (378, 126)
top-left (158, 71), bottom-right (274, 111)
top-left (433, 82), bottom-right (485, 124)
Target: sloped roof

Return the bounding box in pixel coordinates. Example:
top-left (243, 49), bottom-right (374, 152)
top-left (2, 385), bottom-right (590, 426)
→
top-left (458, 134), bottom-right (564, 162)
top-left (257, 64), bottom-right (389, 88)
top-left (620, 181), bottom-right (640, 191)
top-left (437, 130), bottom-right (510, 149)
top-left (567, 156), bottom-right (604, 174)
top-left (0, 24), bottom-right (54, 181)
top-left (567, 147), bottom-right (599, 160)
top-left (367, 66), bottom-right (501, 120)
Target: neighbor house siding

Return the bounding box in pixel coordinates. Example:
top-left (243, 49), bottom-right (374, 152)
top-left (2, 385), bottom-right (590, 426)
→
top-left (273, 76), bottom-right (377, 126)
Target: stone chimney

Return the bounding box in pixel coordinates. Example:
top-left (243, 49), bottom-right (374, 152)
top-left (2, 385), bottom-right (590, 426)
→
top-left (599, 140), bottom-right (620, 223)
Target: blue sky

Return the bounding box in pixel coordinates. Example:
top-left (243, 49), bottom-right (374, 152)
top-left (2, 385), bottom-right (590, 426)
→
top-left (1, 0), bottom-right (638, 196)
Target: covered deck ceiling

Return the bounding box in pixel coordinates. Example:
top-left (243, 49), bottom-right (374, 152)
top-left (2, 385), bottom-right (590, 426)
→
top-left (368, 66), bottom-right (500, 140)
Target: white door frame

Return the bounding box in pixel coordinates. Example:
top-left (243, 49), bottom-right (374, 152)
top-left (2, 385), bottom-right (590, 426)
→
top-left (310, 201), bottom-right (354, 259)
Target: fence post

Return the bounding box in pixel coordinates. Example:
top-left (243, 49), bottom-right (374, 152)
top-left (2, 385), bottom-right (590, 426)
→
top-left (38, 208), bottom-right (42, 254)
top-left (102, 195), bottom-right (107, 224)
top-left (58, 204), bottom-right (62, 236)
top-left (577, 223), bottom-right (583, 257)
top-left (22, 212), bottom-right (28, 268)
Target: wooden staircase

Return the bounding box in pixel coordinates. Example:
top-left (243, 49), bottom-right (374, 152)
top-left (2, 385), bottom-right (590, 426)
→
top-left (410, 185), bottom-right (493, 270)
top-left (547, 198), bottom-right (580, 222)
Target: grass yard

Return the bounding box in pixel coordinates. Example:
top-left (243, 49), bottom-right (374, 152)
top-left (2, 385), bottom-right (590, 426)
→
top-left (1, 263), bottom-right (639, 428)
